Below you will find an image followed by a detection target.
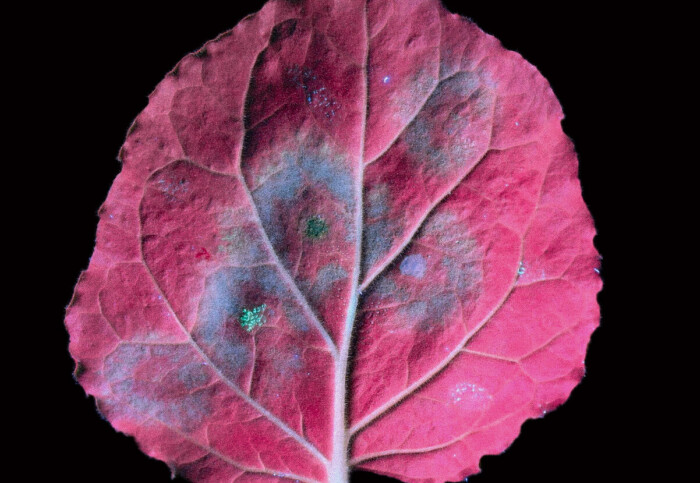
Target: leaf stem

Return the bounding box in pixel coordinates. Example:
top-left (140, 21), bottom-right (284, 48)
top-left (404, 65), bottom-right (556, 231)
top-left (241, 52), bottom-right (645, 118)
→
top-left (328, 2), bottom-right (370, 480)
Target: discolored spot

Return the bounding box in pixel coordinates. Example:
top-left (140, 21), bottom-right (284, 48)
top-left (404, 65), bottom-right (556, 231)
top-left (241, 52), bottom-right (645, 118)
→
top-left (310, 264), bottom-right (348, 304)
top-left (404, 300), bottom-right (427, 319)
top-left (270, 19), bottom-right (298, 44)
top-left (251, 158), bottom-right (304, 251)
top-left (104, 344), bottom-right (149, 382)
top-left (517, 261), bottom-right (526, 276)
top-left (403, 71), bottom-right (490, 176)
top-left (178, 362), bottom-right (212, 390)
top-left (114, 378), bottom-right (212, 433)
top-left (364, 277), bottom-right (403, 304)
top-left (239, 304), bottom-right (267, 332)
top-left (450, 382), bottom-right (492, 406)
top-left (194, 268), bottom-right (253, 377)
top-left (365, 184), bottom-right (389, 219)
top-left (254, 265), bottom-right (285, 295)
top-left (427, 292), bottom-right (458, 321)
top-left (305, 215), bottom-right (328, 239)
top-left (362, 219), bottom-right (394, 272)
top-left (397, 291), bottom-right (459, 332)
top-left (103, 344), bottom-right (214, 433)
top-left (283, 303), bottom-right (309, 332)
top-left (298, 151), bottom-right (352, 208)
top-left (126, 120), bottom-right (139, 136)
top-left (255, 154), bottom-right (304, 201)
top-left (289, 65), bottom-right (340, 120)
top-left (73, 361), bottom-right (85, 379)
top-left (400, 254), bottom-right (426, 278)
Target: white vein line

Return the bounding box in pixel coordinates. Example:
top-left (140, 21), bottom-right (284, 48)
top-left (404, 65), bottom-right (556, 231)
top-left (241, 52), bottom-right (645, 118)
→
top-left (519, 327), bottom-right (574, 361)
top-left (363, 71), bottom-right (458, 167)
top-left (137, 207), bottom-right (328, 468)
top-left (233, 31), bottom-right (338, 356)
top-left (360, 148), bottom-right (494, 293)
top-left (350, 265), bottom-right (520, 436)
top-left (170, 425), bottom-right (320, 482)
top-left (329, 2), bottom-right (371, 478)
top-left (246, 101), bottom-right (291, 132)
top-left (124, 406), bottom-right (321, 483)
top-left (352, 355), bottom-right (579, 467)
top-left (461, 349), bottom-right (519, 363)
top-left (249, 163), bottom-right (287, 193)
top-left (142, 157), bottom-right (336, 356)
top-left (118, 340), bottom-right (187, 347)
top-left (349, 410), bottom-right (515, 466)
top-left (141, 262), bottom-right (327, 465)
top-left (239, 178), bottom-right (338, 355)
top-left (514, 257), bottom-right (577, 289)
top-left (363, 14), bottom-right (447, 169)
top-left (360, 74), bottom-right (497, 290)
top-left (350, 145), bottom-right (553, 437)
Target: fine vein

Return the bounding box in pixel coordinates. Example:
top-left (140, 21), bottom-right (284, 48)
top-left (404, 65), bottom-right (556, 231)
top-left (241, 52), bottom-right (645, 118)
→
top-left (360, 89), bottom-right (496, 291)
top-left (137, 222), bottom-right (328, 466)
top-left (139, 413), bottom-right (321, 483)
top-left (235, 32), bottom-right (338, 356)
top-left (349, 144), bottom-right (553, 437)
top-left (328, 2), bottom-right (371, 480)
top-left (239, 179), bottom-right (338, 355)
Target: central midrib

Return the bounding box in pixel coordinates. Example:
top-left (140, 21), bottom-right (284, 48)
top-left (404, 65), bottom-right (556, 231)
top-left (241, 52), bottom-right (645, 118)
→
top-left (326, 3), bottom-right (370, 482)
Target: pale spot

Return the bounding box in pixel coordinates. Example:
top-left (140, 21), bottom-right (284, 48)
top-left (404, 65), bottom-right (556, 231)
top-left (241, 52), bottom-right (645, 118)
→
top-left (517, 261), bottom-right (526, 276)
top-left (366, 184), bottom-right (389, 219)
top-left (400, 254), bottom-right (426, 278)
top-left (310, 264), bottom-right (348, 304)
top-left (156, 176), bottom-right (189, 200)
top-left (450, 382), bottom-right (492, 406)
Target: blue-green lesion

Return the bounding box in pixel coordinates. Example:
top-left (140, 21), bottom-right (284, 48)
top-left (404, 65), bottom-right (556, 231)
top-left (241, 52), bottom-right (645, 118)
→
top-left (305, 215), bottom-right (329, 240)
top-left (239, 304), bottom-right (267, 332)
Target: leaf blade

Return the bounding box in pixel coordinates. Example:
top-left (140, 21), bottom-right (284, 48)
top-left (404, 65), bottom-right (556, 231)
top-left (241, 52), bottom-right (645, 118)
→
top-left (65, 1), bottom-right (601, 482)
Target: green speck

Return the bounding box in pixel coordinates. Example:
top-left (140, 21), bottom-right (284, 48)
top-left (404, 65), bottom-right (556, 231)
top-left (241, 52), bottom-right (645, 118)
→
top-left (305, 216), bottom-right (328, 239)
top-left (239, 304), bottom-right (267, 332)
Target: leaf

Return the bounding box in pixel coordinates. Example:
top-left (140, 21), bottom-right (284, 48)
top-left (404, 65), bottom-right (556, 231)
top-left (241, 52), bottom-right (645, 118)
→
top-left (64, 0), bottom-right (601, 482)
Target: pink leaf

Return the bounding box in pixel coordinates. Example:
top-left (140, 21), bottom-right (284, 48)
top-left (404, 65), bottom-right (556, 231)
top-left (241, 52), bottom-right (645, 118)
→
top-left (65, 1), bottom-right (601, 482)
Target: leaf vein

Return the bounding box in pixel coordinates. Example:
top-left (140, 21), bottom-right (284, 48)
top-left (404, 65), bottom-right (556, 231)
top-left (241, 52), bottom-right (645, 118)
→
top-left (136, 190), bottom-right (329, 466)
top-left (350, 138), bottom-right (553, 437)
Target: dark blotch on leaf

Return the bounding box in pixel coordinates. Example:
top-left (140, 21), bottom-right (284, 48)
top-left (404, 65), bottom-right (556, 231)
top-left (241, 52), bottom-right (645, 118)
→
top-left (270, 19), bottom-right (298, 44)
top-left (73, 361), bottom-right (85, 379)
top-left (126, 120), bottom-right (139, 137)
top-left (305, 215), bottom-right (328, 239)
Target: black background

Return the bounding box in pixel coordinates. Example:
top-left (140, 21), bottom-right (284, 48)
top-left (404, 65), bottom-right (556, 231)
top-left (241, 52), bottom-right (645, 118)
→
top-left (36, 1), bottom-right (643, 482)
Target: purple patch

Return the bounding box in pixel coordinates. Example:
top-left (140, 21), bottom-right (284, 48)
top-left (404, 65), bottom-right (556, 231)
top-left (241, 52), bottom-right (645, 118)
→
top-left (400, 254), bottom-right (426, 279)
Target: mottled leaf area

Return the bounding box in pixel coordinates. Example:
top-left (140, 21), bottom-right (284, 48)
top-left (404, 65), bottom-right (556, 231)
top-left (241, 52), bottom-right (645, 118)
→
top-left (65, 0), bottom-right (601, 482)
